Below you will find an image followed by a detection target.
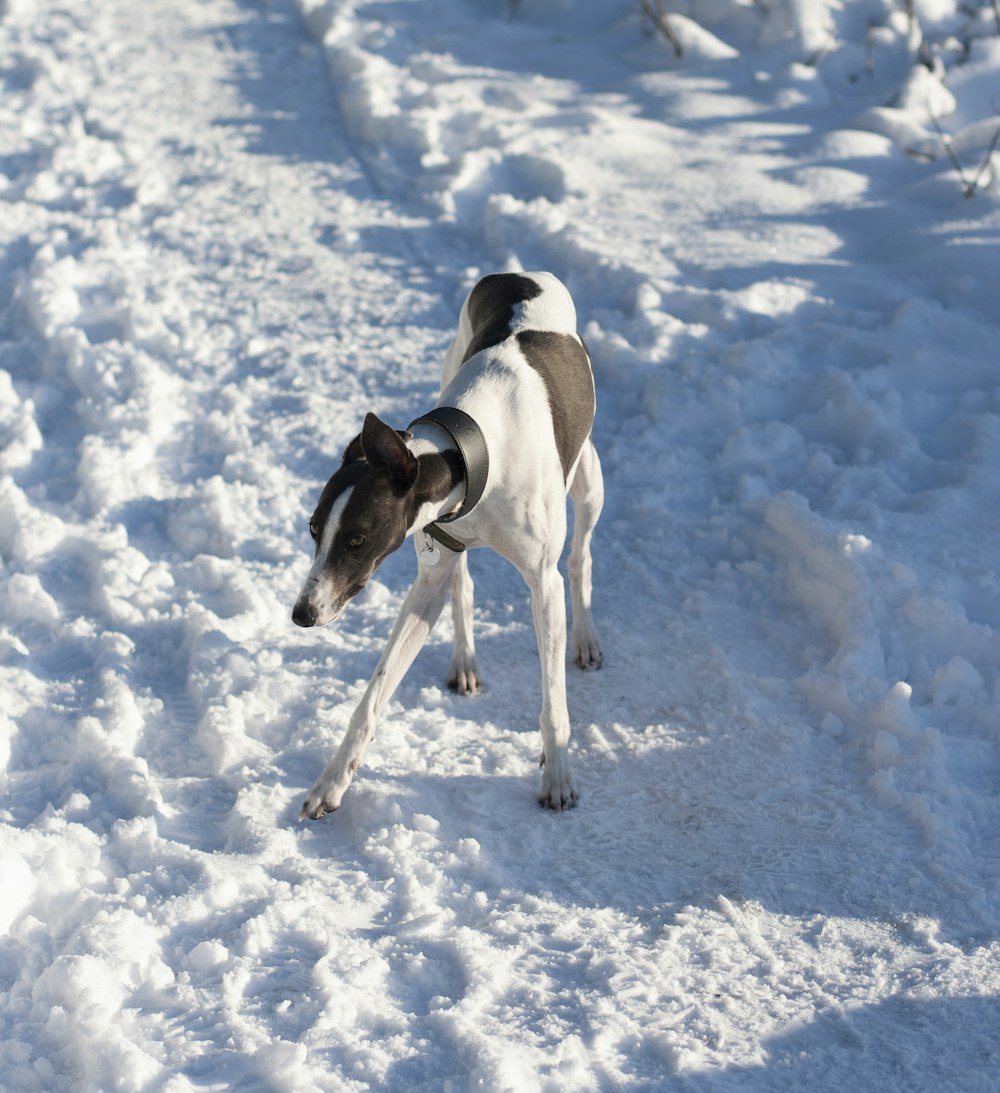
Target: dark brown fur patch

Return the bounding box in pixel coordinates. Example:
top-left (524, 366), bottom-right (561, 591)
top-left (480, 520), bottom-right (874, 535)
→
top-left (462, 273), bottom-right (543, 363)
top-left (516, 330), bottom-right (595, 479)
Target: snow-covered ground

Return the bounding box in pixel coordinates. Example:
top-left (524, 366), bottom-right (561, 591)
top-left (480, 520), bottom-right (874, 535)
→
top-left (2, 0), bottom-right (999, 1088)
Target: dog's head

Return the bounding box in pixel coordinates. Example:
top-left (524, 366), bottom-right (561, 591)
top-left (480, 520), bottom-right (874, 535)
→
top-left (292, 413), bottom-right (418, 628)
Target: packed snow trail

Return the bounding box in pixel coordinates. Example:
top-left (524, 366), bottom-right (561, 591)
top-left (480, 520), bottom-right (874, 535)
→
top-left (1, 0), bottom-right (999, 1090)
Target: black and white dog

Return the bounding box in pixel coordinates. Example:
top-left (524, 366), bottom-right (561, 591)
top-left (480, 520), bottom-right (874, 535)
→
top-left (292, 271), bottom-right (603, 818)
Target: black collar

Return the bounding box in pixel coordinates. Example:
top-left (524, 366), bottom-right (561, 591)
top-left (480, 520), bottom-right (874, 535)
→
top-left (408, 406), bottom-right (489, 553)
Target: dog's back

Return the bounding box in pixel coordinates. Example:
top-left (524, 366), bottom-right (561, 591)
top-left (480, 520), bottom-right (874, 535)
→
top-left (440, 272), bottom-right (596, 498)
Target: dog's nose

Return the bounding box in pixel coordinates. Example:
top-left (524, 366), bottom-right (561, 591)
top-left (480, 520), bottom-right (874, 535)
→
top-left (291, 600), bottom-right (316, 627)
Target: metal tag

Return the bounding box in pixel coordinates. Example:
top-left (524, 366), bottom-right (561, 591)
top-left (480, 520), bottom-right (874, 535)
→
top-left (418, 532), bottom-right (441, 568)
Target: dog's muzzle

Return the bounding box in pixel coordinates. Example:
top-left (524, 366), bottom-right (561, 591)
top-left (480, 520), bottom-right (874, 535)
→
top-left (292, 578), bottom-right (365, 628)
top-left (291, 599), bottom-right (318, 627)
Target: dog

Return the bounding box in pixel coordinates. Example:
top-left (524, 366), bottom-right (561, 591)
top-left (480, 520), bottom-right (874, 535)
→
top-left (292, 271), bottom-right (603, 818)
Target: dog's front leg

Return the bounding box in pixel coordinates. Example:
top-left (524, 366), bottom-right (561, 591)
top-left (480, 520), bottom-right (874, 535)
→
top-left (527, 564), bottom-right (579, 811)
top-left (300, 559), bottom-right (455, 819)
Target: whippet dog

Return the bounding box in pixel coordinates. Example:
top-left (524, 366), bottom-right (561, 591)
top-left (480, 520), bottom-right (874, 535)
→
top-left (292, 271), bottom-right (603, 818)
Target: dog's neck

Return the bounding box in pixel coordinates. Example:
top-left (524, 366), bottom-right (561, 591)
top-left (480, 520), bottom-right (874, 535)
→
top-left (408, 427), bottom-right (465, 533)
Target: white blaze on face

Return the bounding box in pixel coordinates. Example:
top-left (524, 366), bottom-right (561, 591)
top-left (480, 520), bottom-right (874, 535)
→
top-left (298, 486), bottom-right (353, 623)
top-left (318, 486), bottom-right (352, 559)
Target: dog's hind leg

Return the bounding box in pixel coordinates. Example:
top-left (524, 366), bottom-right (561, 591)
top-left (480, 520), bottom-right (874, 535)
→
top-left (525, 562), bottom-right (579, 811)
top-left (448, 551), bottom-right (480, 695)
top-left (568, 437), bottom-right (603, 670)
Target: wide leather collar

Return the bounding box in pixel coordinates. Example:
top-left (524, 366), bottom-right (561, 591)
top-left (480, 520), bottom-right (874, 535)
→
top-left (408, 406), bottom-right (489, 553)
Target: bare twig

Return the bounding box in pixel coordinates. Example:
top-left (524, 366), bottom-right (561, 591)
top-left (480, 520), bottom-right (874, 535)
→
top-left (968, 124), bottom-right (1000, 195)
top-left (929, 113), bottom-right (973, 193)
top-left (638, 0), bottom-right (684, 58)
top-left (929, 109), bottom-right (1000, 197)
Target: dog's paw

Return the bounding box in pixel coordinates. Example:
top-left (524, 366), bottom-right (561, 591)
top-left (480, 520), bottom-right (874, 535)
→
top-left (448, 654), bottom-right (481, 696)
top-left (299, 767), bottom-right (350, 820)
top-left (538, 749), bottom-right (578, 812)
top-left (573, 630), bottom-right (603, 671)
top-left (300, 795), bottom-right (338, 821)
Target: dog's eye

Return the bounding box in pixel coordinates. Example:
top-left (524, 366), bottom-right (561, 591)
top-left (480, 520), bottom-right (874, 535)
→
top-left (348, 534), bottom-right (367, 548)
top-left (308, 519), bottom-right (318, 541)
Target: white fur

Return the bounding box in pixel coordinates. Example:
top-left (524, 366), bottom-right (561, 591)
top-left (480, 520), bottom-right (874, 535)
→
top-left (300, 272), bottom-right (603, 817)
top-left (298, 488), bottom-right (352, 626)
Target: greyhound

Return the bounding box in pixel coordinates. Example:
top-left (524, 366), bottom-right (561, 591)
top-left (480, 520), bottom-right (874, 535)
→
top-left (292, 271), bottom-right (603, 818)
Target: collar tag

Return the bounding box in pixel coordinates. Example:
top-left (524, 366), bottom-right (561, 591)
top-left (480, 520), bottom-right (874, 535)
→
top-left (418, 530), bottom-right (441, 567)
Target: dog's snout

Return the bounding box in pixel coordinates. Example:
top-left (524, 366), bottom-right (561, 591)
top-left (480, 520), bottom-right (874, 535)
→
top-left (292, 599), bottom-right (317, 628)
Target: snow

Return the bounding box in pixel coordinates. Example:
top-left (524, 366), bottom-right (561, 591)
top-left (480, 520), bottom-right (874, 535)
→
top-left (1, 0), bottom-right (999, 1088)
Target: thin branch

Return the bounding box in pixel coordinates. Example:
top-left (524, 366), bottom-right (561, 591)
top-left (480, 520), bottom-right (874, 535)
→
top-left (929, 112), bottom-right (974, 194)
top-left (638, 0), bottom-right (684, 58)
top-left (967, 123), bottom-right (1000, 196)
top-left (929, 108), bottom-right (1000, 198)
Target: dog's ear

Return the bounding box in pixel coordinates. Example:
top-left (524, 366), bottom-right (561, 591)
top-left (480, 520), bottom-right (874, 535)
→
top-left (361, 413), bottom-right (418, 490)
top-left (342, 432), bottom-right (366, 464)
top-left (343, 428), bottom-right (412, 466)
